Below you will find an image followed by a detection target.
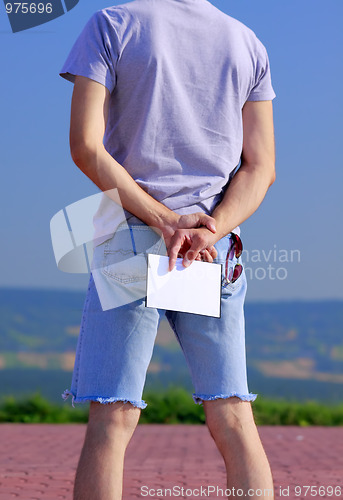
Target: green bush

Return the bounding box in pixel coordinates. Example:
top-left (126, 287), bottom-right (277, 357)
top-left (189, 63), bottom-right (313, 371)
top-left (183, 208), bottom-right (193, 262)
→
top-left (0, 392), bottom-right (88, 423)
top-left (251, 396), bottom-right (343, 426)
top-left (1, 389), bottom-right (343, 425)
top-left (140, 387), bottom-right (206, 424)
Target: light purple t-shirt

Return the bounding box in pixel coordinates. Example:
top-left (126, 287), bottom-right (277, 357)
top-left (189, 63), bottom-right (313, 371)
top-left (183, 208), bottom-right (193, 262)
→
top-left (60, 0), bottom-right (275, 243)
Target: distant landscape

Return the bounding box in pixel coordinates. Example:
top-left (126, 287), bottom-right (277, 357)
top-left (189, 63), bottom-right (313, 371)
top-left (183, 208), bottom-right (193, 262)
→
top-left (0, 287), bottom-right (342, 404)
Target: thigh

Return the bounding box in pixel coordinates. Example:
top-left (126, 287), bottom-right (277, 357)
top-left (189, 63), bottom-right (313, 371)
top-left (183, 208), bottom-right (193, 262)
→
top-left (66, 223), bottom-right (165, 408)
top-left (165, 234), bottom-right (257, 404)
top-left (70, 273), bottom-right (161, 407)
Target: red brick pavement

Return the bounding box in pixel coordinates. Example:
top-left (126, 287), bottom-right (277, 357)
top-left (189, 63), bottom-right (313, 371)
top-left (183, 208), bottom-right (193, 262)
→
top-left (0, 424), bottom-right (343, 499)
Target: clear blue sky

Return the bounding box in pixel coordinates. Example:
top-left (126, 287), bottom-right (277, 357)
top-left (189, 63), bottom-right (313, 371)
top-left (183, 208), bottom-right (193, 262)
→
top-left (0, 0), bottom-right (342, 301)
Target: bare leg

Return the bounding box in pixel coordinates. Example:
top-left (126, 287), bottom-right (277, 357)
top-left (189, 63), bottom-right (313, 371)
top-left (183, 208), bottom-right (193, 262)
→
top-left (73, 401), bottom-right (140, 500)
top-left (203, 397), bottom-right (274, 499)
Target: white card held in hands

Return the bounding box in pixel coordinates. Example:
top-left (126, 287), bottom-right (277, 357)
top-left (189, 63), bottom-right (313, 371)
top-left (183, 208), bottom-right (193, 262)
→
top-left (146, 254), bottom-right (222, 318)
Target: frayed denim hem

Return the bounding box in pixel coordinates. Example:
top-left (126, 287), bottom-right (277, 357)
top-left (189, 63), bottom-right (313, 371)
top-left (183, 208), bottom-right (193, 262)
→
top-left (192, 392), bottom-right (258, 405)
top-left (62, 390), bottom-right (147, 409)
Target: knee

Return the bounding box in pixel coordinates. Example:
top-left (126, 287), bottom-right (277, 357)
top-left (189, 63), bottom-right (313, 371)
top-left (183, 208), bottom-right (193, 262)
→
top-left (204, 397), bottom-right (257, 444)
top-left (86, 401), bottom-right (140, 445)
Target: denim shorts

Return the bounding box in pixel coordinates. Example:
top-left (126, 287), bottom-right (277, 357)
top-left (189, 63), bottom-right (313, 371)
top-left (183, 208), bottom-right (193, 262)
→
top-left (62, 222), bottom-right (257, 409)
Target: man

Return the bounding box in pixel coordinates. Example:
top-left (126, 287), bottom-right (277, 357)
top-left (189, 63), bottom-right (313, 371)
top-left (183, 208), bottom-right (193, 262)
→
top-left (60, 0), bottom-right (276, 498)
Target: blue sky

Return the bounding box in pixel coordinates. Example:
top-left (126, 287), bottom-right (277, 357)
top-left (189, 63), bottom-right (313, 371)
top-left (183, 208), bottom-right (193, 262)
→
top-left (0, 0), bottom-right (342, 301)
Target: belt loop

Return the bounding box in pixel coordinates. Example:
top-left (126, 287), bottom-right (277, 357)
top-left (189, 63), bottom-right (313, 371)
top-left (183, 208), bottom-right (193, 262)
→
top-left (129, 226), bottom-right (137, 256)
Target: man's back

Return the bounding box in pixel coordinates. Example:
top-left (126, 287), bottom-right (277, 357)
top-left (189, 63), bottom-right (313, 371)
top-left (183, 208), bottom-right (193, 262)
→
top-left (60, 0), bottom-right (275, 224)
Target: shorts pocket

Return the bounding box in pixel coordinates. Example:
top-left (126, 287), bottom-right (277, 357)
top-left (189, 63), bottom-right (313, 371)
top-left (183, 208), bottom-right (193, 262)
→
top-left (214, 235), bottom-right (244, 297)
top-left (101, 225), bottom-right (165, 284)
top-left (221, 271), bottom-right (244, 296)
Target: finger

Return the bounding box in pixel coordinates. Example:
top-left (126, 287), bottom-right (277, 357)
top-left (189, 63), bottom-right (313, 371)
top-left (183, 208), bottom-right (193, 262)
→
top-left (198, 214), bottom-right (216, 234)
top-left (208, 245), bottom-right (218, 260)
top-left (182, 237), bottom-right (205, 268)
top-left (201, 249), bottom-right (214, 263)
top-left (167, 231), bottom-right (186, 271)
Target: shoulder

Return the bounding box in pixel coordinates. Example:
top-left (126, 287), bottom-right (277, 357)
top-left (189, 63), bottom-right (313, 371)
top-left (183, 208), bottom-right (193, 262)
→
top-left (216, 10), bottom-right (269, 57)
top-left (89, 5), bottom-right (136, 35)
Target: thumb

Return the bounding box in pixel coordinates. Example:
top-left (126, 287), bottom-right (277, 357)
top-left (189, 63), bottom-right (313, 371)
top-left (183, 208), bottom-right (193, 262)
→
top-left (199, 214), bottom-right (216, 234)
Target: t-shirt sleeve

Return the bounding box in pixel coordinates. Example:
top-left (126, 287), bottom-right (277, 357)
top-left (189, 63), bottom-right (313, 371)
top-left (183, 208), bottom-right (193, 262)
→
top-left (247, 38), bottom-right (276, 102)
top-left (59, 10), bottom-right (118, 93)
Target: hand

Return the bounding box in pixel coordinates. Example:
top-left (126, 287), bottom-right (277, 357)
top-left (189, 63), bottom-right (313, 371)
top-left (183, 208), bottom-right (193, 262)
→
top-left (162, 213), bottom-right (216, 245)
top-left (167, 226), bottom-right (219, 271)
top-left (161, 213), bottom-right (217, 270)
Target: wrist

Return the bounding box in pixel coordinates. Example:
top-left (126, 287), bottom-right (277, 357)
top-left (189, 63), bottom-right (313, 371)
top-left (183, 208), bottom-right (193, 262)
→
top-left (148, 207), bottom-right (180, 234)
top-left (211, 212), bottom-right (233, 240)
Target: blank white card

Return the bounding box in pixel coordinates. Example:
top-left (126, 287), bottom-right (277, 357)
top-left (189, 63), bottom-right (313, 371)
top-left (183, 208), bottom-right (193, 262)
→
top-left (146, 254), bottom-right (222, 318)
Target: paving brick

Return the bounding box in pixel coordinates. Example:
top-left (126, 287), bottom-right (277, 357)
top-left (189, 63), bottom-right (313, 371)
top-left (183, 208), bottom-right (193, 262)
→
top-left (1, 424), bottom-right (343, 499)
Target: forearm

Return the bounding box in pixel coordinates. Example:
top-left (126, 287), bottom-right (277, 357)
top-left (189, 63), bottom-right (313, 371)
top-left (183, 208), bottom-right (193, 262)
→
top-left (211, 160), bottom-right (275, 239)
top-left (69, 76), bottom-right (216, 263)
top-left (71, 144), bottom-right (179, 232)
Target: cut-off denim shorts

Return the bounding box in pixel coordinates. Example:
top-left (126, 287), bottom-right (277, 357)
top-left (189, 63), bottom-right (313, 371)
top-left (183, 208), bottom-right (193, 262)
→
top-left (62, 222), bottom-right (257, 409)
